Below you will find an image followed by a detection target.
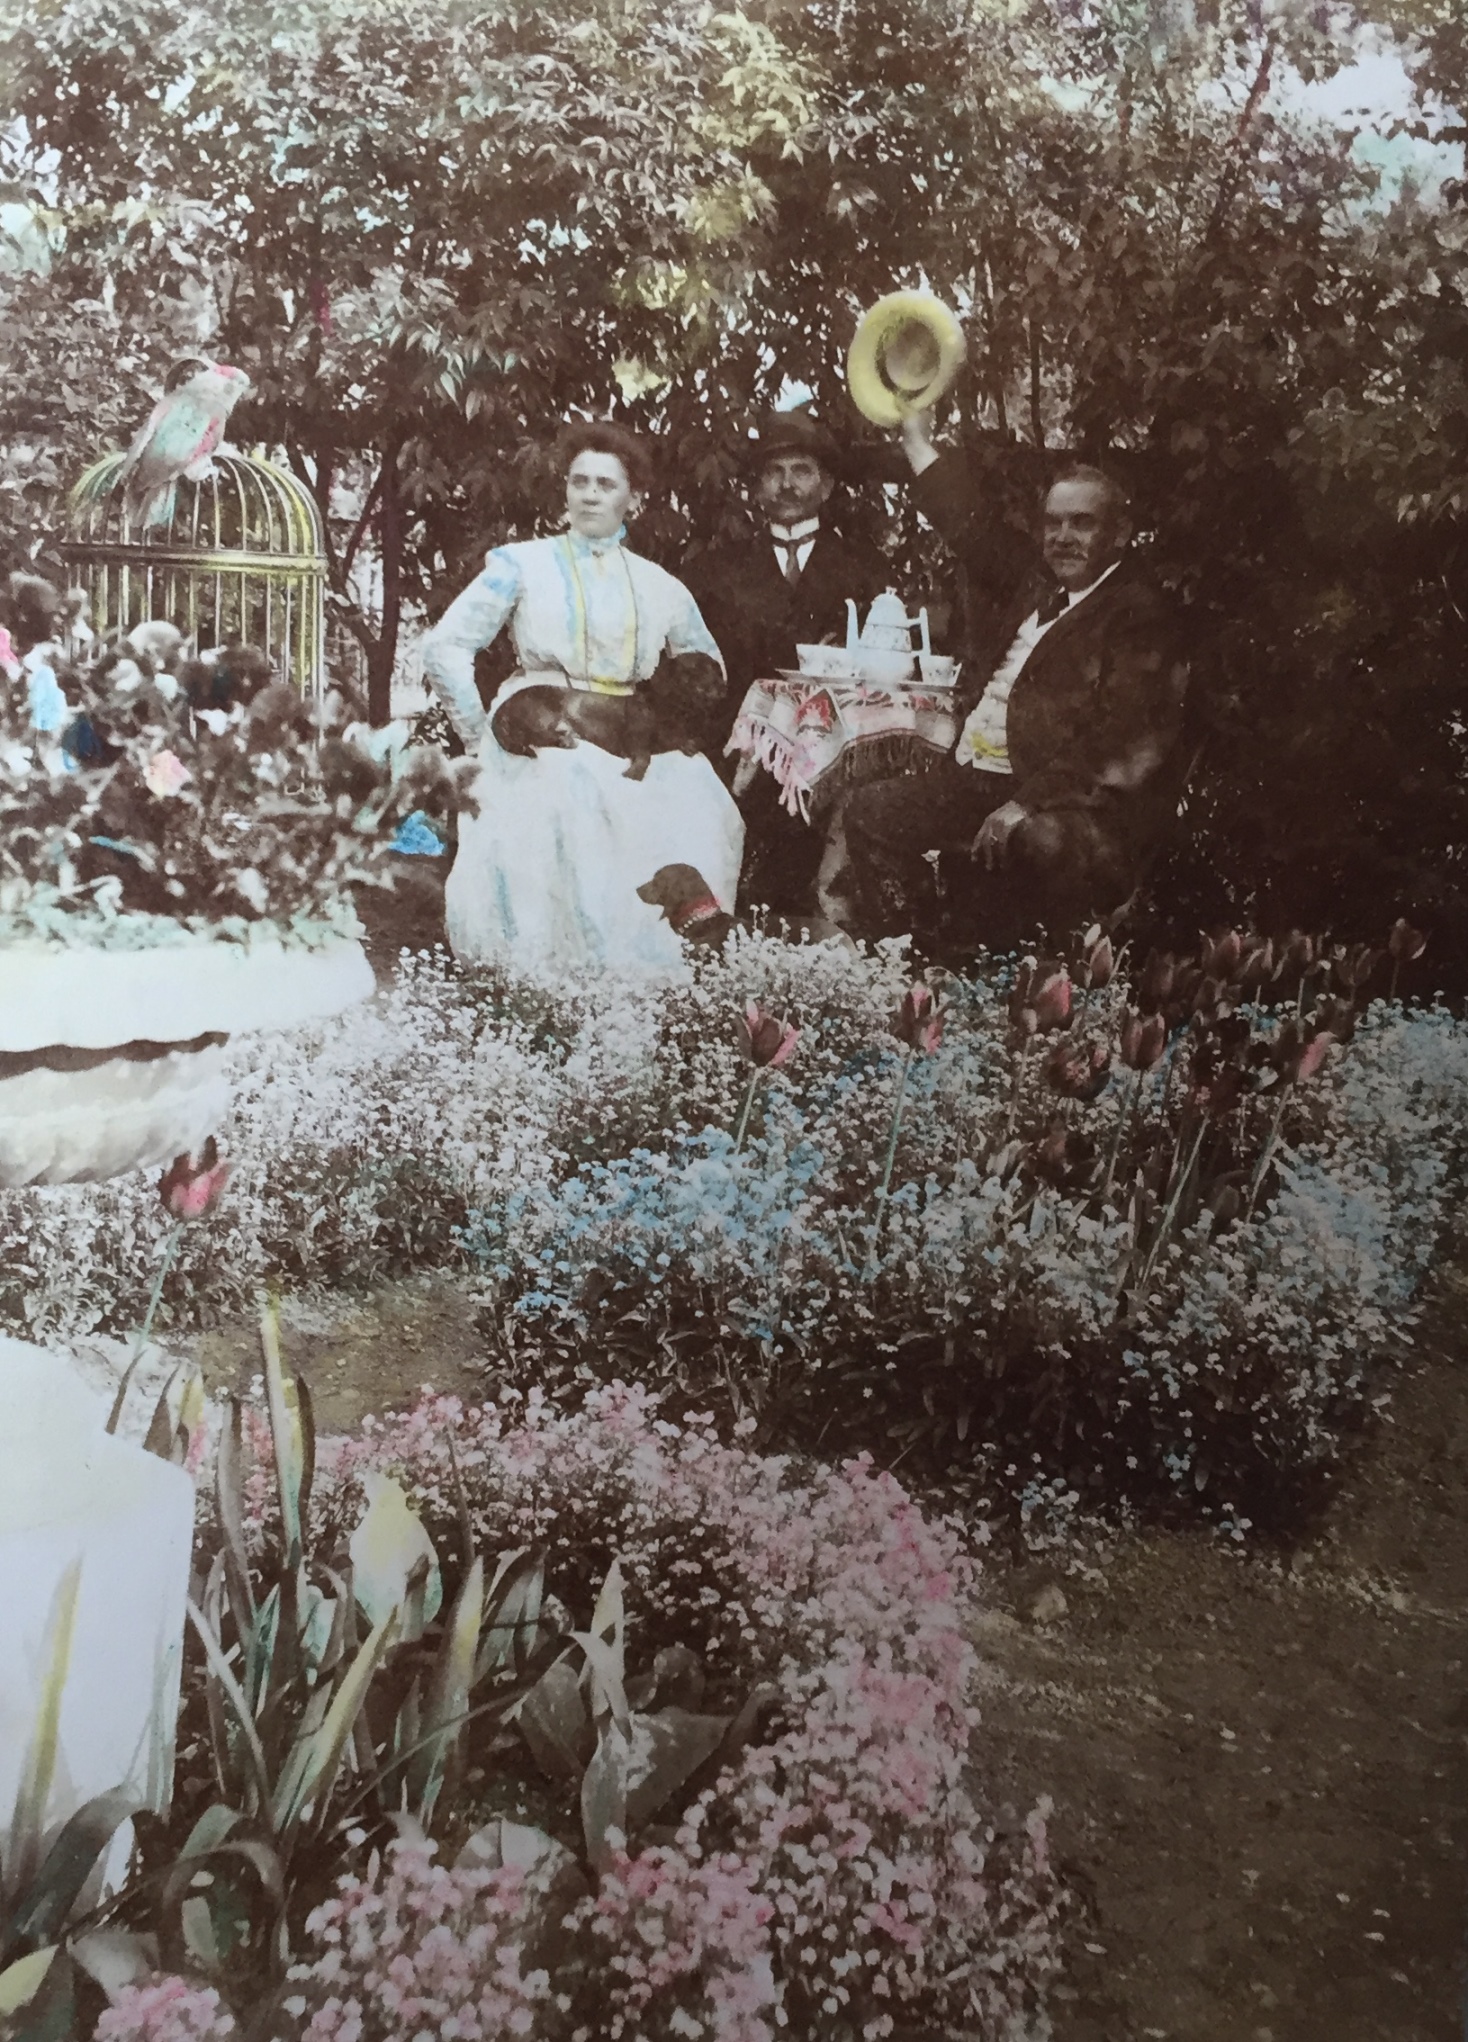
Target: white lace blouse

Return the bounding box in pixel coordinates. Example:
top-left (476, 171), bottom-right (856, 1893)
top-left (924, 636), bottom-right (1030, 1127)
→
top-left (421, 529), bottom-right (724, 748)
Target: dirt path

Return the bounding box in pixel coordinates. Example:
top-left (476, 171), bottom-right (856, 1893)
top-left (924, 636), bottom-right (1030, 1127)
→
top-left (181, 1263), bottom-right (1467, 2039)
top-left (973, 1271), bottom-right (1468, 2042)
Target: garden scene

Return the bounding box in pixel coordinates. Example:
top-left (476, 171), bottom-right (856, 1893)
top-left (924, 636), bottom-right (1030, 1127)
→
top-left (0, 1), bottom-right (1466, 2039)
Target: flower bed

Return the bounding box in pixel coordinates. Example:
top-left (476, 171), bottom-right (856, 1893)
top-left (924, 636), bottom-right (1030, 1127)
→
top-left (81, 1381), bottom-right (1061, 2042)
top-left (3, 932), bottom-right (1464, 1527)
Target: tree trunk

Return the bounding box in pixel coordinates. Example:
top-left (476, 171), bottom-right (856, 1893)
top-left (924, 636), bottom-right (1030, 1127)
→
top-left (367, 442), bottom-right (403, 726)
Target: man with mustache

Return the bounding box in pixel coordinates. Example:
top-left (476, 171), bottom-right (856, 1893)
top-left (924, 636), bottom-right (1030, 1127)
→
top-left (832, 406), bottom-right (1189, 951)
top-left (683, 408), bottom-right (887, 921)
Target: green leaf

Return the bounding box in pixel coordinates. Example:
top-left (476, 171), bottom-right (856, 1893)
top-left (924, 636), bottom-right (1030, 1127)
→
top-left (409, 1554), bottom-right (484, 1826)
top-left (516, 1658), bottom-right (592, 1782)
top-left (259, 1299), bottom-right (303, 1562)
top-left (5, 1790), bottom-right (140, 1953)
top-left (349, 1474), bottom-right (441, 1632)
top-left (474, 1548), bottom-right (545, 1682)
top-left (625, 1708), bottom-right (731, 1831)
top-left (579, 1719), bottom-right (629, 1873)
top-left (216, 1398), bottom-right (257, 1626)
top-left (5, 1561), bottom-right (82, 1906)
top-left (0, 1948), bottom-right (55, 2017)
top-left (271, 1606), bottom-right (399, 1839)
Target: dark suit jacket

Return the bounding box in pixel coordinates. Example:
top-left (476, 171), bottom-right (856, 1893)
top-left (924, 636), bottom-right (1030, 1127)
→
top-left (914, 452), bottom-right (1189, 866)
top-left (681, 522), bottom-right (889, 724)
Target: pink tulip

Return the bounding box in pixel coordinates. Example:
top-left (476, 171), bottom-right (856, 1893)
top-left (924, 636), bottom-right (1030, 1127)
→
top-left (1083, 933), bottom-right (1115, 989)
top-left (1031, 969), bottom-right (1072, 1033)
top-left (740, 1001), bottom-right (800, 1069)
top-left (143, 747), bottom-right (191, 798)
top-left (158, 1137), bottom-right (232, 1220)
top-left (891, 983), bottom-right (944, 1055)
top-left (1291, 1029), bottom-right (1335, 1085)
top-left (1119, 1009), bottom-right (1167, 1072)
top-left (0, 627), bottom-right (19, 679)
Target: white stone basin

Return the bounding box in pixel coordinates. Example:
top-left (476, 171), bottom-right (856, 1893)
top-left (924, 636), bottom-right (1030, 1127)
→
top-left (0, 935), bottom-right (374, 1184)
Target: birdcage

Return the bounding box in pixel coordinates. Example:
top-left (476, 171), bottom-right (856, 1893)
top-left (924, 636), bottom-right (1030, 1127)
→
top-left (61, 450), bottom-right (328, 695)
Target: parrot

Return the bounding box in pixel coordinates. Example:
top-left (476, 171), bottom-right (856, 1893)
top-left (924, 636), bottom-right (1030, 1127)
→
top-left (111, 357), bottom-right (252, 531)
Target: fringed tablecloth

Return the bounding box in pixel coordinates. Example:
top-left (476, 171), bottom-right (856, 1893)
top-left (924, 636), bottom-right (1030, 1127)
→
top-left (728, 676), bottom-right (960, 821)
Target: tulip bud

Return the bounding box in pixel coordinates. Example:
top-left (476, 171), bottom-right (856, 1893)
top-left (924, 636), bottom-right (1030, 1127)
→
top-left (1238, 937), bottom-right (1273, 990)
top-left (1388, 918), bottom-right (1428, 964)
top-left (1035, 1122), bottom-right (1070, 1181)
top-left (1083, 933), bottom-right (1115, 990)
top-left (1031, 969), bottom-right (1072, 1033)
top-left (892, 982), bottom-right (944, 1055)
top-left (1202, 929), bottom-right (1244, 981)
top-left (1044, 1040), bottom-right (1112, 1101)
top-left (1277, 930), bottom-right (1316, 977)
top-left (1291, 1029), bottom-right (1335, 1084)
top-left (158, 1136), bottom-right (232, 1221)
top-left (1119, 1008), bottom-right (1167, 1071)
top-left (741, 1001), bottom-right (800, 1069)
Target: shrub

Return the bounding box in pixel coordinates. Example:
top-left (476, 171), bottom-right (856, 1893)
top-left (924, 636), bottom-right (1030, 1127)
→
top-left (93, 1384), bottom-right (1061, 2042)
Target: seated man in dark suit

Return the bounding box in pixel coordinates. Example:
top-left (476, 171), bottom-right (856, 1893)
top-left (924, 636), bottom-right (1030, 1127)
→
top-left (682, 409), bottom-right (887, 919)
top-left (833, 407), bottom-right (1189, 953)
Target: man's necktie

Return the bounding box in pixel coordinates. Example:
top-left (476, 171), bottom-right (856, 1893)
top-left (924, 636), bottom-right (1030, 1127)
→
top-left (778, 541), bottom-right (803, 586)
top-left (1036, 582), bottom-right (1069, 624)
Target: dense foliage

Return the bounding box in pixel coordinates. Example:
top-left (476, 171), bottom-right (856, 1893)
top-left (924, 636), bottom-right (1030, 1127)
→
top-left (6, 936), bottom-right (1462, 1533)
top-left (56, 1363), bottom-right (1061, 2041)
top-left (1, 0), bottom-right (1465, 960)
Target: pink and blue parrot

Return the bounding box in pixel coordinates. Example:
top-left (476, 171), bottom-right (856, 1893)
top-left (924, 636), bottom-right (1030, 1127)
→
top-left (114, 357), bottom-right (252, 531)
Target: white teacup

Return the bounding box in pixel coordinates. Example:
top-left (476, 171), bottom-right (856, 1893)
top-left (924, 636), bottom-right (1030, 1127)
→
top-left (917, 653), bottom-right (958, 687)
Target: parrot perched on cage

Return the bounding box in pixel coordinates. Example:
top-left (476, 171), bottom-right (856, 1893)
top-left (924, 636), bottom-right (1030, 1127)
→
top-left (108, 357), bottom-right (253, 532)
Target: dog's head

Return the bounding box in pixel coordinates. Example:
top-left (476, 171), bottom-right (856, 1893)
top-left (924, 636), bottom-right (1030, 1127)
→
top-left (637, 863), bottom-right (732, 944)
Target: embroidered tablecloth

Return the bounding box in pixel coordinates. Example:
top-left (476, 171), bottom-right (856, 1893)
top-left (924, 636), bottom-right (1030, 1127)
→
top-left (728, 675), bottom-right (959, 820)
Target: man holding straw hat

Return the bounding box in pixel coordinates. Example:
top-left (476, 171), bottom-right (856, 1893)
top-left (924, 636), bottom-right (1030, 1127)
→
top-left (833, 302), bottom-right (1190, 950)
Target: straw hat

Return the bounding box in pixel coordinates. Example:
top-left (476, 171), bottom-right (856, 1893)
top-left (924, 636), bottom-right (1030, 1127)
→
top-left (847, 292), bottom-right (967, 428)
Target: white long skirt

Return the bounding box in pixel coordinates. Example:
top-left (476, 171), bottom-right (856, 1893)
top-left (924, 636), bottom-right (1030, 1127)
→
top-left (445, 728), bottom-right (745, 976)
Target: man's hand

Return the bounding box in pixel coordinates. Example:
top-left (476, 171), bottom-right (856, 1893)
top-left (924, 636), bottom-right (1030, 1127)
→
top-left (971, 799), bottom-right (1029, 870)
top-left (899, 405), bottom-right (940, 478)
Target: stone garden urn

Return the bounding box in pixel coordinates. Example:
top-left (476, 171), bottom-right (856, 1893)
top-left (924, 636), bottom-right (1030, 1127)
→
top-left (0, 927), bottom-right (374, 1884)
top-left (0, 931), bottom-right (374, 1183)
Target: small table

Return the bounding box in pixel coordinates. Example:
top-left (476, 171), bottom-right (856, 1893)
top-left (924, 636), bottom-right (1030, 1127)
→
top-left (727, 673), bottom-right (960, 821)
top-left (727, 672), bottom-right (962, 926)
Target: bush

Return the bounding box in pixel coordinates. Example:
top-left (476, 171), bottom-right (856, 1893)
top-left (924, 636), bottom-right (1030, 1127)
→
top-left (94, 1384), bottom-right (1062, 2042)
top-left (4, 933), bottom-right (1462, 1529)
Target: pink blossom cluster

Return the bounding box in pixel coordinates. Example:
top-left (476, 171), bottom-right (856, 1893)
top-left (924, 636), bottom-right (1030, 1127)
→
top-left (578, 1845), bottom-right (777, 2042)
top-left (286, 1843), bottom-right (548, 2040)
top-left (93, 1976), bottom-right (239, 2041)
top-left (228, 1384), bottom-right (1062, 2038)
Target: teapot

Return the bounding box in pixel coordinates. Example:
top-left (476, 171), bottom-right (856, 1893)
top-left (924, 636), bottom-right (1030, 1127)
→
top-left (845, 589), bottom-right (931, 657)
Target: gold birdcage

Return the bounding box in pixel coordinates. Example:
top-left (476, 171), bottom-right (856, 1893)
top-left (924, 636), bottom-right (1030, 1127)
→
top-left (61, 450), bottom-right (327, 696)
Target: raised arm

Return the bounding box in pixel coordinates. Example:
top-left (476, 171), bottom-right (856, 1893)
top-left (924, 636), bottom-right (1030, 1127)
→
top-left (421, 548), bottom-right (522, 748)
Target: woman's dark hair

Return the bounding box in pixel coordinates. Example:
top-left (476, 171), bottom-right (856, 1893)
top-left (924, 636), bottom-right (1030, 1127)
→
top-left (553, 419), bottom-right (654, 495)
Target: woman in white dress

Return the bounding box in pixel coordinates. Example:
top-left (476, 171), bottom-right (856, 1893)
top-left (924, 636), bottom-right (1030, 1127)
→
top-left (421, 424), bottom-right (744, 974)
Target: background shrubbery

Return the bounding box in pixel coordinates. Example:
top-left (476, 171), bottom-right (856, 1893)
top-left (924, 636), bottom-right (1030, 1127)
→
top-left (2, 0), bottom-right (1468, 966)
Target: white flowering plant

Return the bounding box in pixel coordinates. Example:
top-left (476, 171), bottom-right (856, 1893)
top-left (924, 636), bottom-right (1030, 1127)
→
top-left (1, 929), bottom-right (1460, 1530)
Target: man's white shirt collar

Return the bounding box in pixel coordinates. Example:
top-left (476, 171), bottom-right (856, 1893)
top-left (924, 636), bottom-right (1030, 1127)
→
top-left (1045, 557), bottom-right (1121, 617)
top-left (770, 517), bottom-right (822, 544)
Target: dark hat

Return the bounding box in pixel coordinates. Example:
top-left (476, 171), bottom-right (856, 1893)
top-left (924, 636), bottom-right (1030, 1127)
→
top-left (740, 408), bottom-right (842, 478)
